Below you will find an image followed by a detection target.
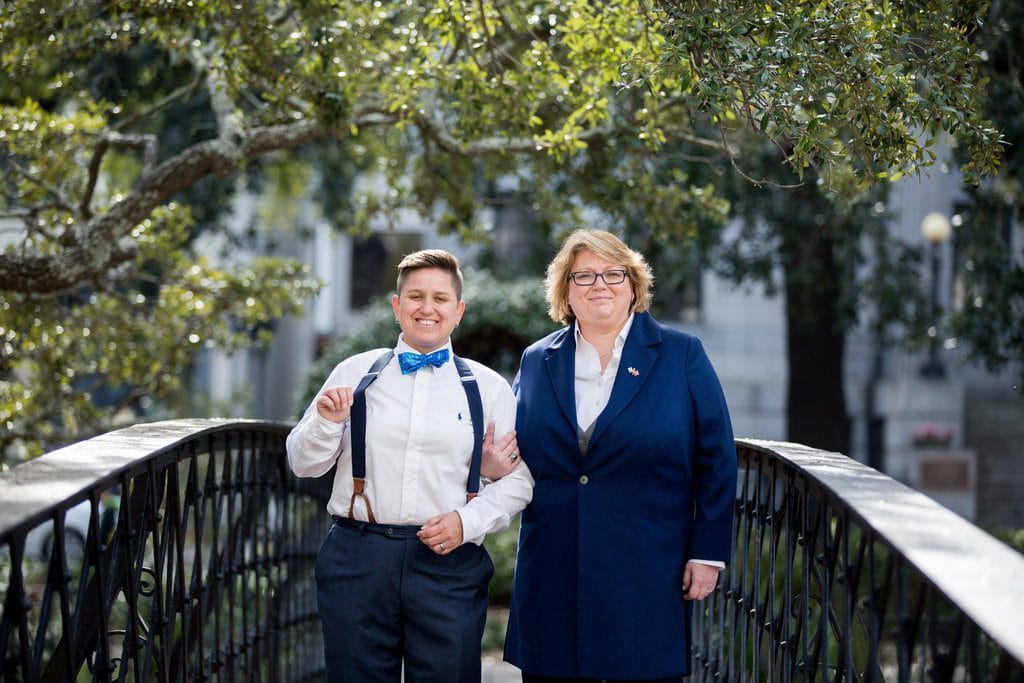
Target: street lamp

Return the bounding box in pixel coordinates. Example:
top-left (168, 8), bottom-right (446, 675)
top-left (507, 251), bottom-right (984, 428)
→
top-left (919, 212), bottom-right (952, 379)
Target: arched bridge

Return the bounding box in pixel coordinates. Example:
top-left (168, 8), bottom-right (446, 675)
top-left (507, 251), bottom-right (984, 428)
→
top-left (1, 420), bottom-right (1023, 681)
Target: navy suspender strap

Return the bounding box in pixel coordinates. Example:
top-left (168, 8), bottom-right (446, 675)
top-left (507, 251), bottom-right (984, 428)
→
top-left (348, 350), bottom-right (486, 522)
top-left (453, 356), bottom-right (484, 499)
top-left (348, 350), bottom-right (394, 523)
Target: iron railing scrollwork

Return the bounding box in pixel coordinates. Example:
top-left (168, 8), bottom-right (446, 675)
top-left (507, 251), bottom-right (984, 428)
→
top-left (0, 420), bottom-right (331, 682)
top-left (4, 423), bottom-right (1024, 681)
top-left (692, 440), bottom-right (1024, 682)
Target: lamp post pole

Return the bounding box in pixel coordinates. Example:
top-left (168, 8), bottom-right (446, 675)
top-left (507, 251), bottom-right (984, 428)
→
top-left (919, 212), bottom-right (952, 379)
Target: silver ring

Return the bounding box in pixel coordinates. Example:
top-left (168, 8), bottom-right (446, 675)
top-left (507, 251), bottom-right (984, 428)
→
top-left (510, 452), bottom-right (518, 461)
top-left (439, 543), bottom-right (446, 551)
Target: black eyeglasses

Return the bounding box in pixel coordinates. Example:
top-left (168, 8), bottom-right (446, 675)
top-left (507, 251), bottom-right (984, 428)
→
top-left (568, 269), bottom-right (628, 286)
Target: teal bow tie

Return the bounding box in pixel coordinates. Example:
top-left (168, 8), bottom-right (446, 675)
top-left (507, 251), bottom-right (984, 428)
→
top-left (398, 349), bottom-right (450, 374)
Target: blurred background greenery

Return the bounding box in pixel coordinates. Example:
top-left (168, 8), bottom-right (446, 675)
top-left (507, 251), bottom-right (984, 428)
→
top-left (483, 519), bottom-right (520, 652)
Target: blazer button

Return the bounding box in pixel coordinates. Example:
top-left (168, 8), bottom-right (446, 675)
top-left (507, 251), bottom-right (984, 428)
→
top-left (579, 475), bottom-right (589, 485)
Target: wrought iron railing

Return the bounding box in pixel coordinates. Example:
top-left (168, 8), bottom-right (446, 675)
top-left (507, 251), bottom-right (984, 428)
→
top-left (692, 440), bottom-right (1024, 682)
top-left (4, 424), bottom-right (1024, 682)
top-left (0, 420), bottom-right (331, 683)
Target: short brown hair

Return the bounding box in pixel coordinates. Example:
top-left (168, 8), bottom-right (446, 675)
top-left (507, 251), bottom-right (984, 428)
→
top-left (545, 229), bottom-right (654, 324)
top-left (396, 249), bottom-right (464, 300)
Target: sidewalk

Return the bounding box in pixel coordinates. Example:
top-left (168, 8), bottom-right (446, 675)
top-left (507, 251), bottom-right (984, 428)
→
top-left (482, 655), bottom-right (521, 682)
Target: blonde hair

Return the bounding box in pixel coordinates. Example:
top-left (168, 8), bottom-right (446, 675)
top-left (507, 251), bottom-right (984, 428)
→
top-left (545, 229), bottom-right (653, 324)
top-left (396, 249), bottom-right (464, 300)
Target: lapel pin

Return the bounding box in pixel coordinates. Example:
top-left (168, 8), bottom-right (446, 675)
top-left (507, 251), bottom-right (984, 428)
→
top-left (627, 367), bottom-right (639, 377)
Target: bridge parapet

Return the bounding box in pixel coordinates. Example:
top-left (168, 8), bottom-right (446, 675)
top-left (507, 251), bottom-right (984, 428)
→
top-left (3, 423), bottom-right (1023, 681)
top-left (0, 419), bottom-right (330, 682)
top-left (692, 439), bottom-right (1024, 681)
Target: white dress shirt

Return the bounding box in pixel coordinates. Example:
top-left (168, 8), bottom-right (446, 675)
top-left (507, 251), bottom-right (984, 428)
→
top-left (574, 315), bottom-right (632, 432)
top-left (574, 315), bottom-right (723, 570)
top-left (287, 337), bottom-right (534, 545)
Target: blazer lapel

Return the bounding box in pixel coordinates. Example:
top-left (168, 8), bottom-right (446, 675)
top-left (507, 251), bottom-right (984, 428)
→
top-left (589, 312), bottom-right (662, 446)
top-left (544, 324), bottom-right (579, 433)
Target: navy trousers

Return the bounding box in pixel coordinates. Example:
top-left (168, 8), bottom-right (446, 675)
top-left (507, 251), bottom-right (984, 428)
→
top-left (315, 517), bottom-right (493, 683)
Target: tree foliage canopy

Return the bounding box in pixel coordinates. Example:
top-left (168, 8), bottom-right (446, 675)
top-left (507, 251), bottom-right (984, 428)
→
top-left (1, 0), bottom-right (1001, 290)
top-left (949, 0), bottom-right (1024, 383)
top-left (0, 0), bottom-right (1006, 458)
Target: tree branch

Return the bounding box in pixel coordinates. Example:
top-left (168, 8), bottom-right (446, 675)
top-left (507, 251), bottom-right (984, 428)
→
top-left (661, 126), bottom-right (735, 154)
top-left (0, 120), bottom-right (326, 294)
top-left (413, 112), bottom-right (617, 155)
top-left (0, 208), bottom-right (34, 221)
top-left (113, 70), bottom-right (206, 133)
top-left (81, 132), bottom-right (159, 219)
top-left (10, 161), bottom-right (77, 217)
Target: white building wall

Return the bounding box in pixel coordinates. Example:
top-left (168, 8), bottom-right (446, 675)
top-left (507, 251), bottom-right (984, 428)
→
top-left (683, 272), bottom-right (788, 443)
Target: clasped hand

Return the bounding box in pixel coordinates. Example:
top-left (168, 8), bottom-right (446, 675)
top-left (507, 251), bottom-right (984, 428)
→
top-left (418, 511), bottom-right (463, 555)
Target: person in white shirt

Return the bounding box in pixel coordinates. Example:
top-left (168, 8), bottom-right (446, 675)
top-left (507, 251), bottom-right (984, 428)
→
top-left (287, 249), bottom-right (533, 683)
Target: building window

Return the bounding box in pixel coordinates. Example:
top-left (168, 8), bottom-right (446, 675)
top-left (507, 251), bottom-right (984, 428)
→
top-left (350, 233), bottom-right (422, 309)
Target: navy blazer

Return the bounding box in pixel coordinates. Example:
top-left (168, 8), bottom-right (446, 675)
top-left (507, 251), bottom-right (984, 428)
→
top-left (503, 312), bottom-right (737, 679)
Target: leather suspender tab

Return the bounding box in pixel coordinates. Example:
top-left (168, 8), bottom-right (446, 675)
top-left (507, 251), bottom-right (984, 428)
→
top-left (349, 477), bottom-right (377, 524)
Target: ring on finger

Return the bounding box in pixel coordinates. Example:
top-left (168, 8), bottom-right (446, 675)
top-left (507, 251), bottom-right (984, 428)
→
top-left (510, 451), bottom-right (518, 461)
top-left (439, 542), bottom-right (446, 551)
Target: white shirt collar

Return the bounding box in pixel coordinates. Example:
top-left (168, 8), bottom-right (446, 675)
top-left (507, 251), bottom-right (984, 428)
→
top-left (574, 312), bottom-right (634, 349)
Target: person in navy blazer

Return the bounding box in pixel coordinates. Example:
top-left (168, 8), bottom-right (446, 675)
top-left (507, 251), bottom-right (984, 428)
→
top-left (502, 229), bottom-right (738, 682)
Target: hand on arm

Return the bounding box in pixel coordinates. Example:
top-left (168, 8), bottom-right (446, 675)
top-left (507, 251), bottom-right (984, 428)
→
top-left (682, 561), bottom-right (721, 601)
top-left (316, 386), bottom-right (354, 424)
top-left (417, 511), bottom-right (464, 555)
top-left (480, 422), bottom-right (520, 480)
top-left (458, 378), bottom-right (534, 545)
